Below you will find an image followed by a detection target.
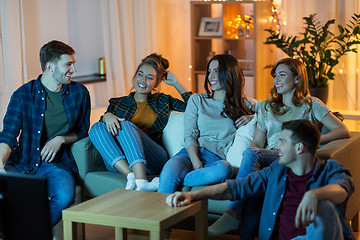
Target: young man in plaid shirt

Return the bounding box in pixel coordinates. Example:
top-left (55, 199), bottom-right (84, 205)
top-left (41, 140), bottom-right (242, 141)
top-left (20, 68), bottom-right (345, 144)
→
top-left (0, 40), bottom-right (90, 226)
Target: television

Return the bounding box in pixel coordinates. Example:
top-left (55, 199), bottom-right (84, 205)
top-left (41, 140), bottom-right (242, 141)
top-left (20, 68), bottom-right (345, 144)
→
top-left (0, 172), bottom-right (52, 240)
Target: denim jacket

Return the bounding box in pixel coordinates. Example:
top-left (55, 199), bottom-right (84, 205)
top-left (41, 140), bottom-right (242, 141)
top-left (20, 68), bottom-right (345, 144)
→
top-left (227, 158), bottom-right (354, 240)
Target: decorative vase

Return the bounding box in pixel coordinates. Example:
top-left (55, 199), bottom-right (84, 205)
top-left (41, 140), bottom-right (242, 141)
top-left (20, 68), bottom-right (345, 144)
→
top-left (309, 86), bottom-right (329, 104)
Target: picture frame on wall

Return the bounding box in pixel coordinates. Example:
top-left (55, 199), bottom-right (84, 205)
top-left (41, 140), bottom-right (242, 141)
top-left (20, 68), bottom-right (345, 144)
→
top-left (198, 17), bottom-right (223, 37)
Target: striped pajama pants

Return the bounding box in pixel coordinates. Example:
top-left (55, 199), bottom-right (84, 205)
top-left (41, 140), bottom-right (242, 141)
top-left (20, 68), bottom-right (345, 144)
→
top-left (89, 121), bottom-right (168, 175)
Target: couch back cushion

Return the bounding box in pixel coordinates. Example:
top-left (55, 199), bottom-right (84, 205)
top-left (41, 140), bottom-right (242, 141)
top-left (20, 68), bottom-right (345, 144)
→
top-left (226, 115), bottom-right (256, 168)
top-left (162, 111), bottom-right (186, 157)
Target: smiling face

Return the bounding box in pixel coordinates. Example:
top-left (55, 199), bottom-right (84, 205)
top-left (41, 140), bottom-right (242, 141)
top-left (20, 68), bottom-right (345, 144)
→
top-left (207, 60), bottom-right (223, 91)
top-left (52, 54), bottom-right (76, 85)
top-left (277, 129), bottom-right (297, 167)
top-left (134, 64), bottom-right (157, 95)
top-left (273, 64), bottom-right (298, 96)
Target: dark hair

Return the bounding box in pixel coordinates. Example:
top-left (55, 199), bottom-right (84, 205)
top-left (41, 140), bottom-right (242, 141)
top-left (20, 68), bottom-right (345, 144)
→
top-left (281, 119), bottom-right (320, 155)
top-left (204, 54), bottom-right (253, 121)
top-left (39, 40), bottom-right (75, 72)
top-left (266, 58), bottom-right (311, 115)
top-left (133, 53), bottom-right (169, 90)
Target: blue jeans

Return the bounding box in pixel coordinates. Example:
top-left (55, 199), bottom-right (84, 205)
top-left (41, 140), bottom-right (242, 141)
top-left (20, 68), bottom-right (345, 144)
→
top-left (228, 148), bottom-right (279, 213)
top-left (158, 147), bottom-right (233, 193)
top-left (35, 162), bottom-right (75, 226)
top-left (237, 148), bottom-right (279, 178)
top-left (89, 121), bottom-right (168, 175)
top-left (6, 162), bottom-right (76, 227)
top-left (291, 200), bottom-right (344, 240)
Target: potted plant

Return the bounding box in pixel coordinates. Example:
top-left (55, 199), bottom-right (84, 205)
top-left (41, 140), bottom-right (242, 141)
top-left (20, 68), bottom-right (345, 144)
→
top-left (264, 13), bottom-right (360, 103)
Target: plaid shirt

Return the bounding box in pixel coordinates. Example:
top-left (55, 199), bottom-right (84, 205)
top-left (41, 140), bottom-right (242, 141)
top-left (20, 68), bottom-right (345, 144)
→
top-left (0, 75), bottom-right (90, 176)
top-left (101, 91), bottom-right (192, 144)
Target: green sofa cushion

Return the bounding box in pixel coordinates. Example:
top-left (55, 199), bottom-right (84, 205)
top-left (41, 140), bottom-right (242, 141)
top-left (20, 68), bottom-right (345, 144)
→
top-left (84, 171), bottom-right (126, 197)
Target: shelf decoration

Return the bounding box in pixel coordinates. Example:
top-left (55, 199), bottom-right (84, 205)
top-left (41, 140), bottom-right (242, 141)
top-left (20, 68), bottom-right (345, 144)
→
top-left (198, 17), bottom-right (223, 37)
top-left (99, 57), bottom-right (106, 75)
top-left (224, 14), bottom-right (253, 39)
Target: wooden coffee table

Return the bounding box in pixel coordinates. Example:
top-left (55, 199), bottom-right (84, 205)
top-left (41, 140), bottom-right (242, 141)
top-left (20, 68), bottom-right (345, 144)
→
top-left (62, 189), bottom-right (208, 240)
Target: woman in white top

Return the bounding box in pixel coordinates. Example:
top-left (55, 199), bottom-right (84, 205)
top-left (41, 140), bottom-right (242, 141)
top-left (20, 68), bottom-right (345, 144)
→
top-left (208, 57), bottom-right (350, 238)
top-left (158, 54), bottom-right (258, 193)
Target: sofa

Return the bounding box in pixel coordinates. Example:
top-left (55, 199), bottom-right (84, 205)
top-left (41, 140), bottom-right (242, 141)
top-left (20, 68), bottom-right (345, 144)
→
top-left (70, 111), bottom-right (360, 232)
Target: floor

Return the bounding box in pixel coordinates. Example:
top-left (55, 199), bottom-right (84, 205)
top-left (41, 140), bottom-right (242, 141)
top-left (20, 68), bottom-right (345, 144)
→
top-left (84, 224), bottom-right (237, 240)
top-left (83, 224), bottom-right (360, 240)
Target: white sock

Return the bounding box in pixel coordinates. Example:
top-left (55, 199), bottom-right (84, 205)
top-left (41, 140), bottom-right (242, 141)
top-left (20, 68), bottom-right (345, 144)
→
top-left (208, 213), bottom-right (240, 237)
top-left (150, 177), bottom-right (159, 189)
top-left (135, 177), bottom-right (159, 191)
top-left (125, 172), bottom-right (136, 190)
top-left (135, 179), bottom-right (148, 191)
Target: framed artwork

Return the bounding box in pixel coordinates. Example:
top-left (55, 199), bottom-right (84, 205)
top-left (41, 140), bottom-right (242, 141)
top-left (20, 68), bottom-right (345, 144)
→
top-left (198, 17), bottom-right (223, 37)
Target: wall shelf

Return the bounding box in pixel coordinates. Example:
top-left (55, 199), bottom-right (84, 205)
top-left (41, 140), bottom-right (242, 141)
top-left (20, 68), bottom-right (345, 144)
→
top-left (72, 74), bottom-right (106, 84)
top-left (190, 0), bottom-right (275, 99)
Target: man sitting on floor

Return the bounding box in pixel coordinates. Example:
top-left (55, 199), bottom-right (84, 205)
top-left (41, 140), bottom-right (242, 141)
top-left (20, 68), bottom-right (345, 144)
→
top-left (166, 119), bottom-right (354, 240)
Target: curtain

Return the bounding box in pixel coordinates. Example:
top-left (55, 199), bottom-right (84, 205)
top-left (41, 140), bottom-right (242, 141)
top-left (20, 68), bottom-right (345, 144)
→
top-left (275, 0), bottom-right (360, 111)
top-left (0, 0), bottom-right (25, 130)
top-left (100, 0), bottom-right (157, 98)
top-left (155, 0), bottom-right (192, 98)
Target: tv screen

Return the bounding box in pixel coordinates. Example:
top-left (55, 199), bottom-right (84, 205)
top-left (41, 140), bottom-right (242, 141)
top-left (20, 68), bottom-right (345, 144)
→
top-left (0, 172), bottom-right (52, 240)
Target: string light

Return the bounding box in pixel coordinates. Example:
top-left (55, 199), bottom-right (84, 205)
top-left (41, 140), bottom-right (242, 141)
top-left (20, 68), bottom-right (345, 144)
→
top-left (224, 14), bottom-right (253, 39)
top-left (270, 0), bottom-right (282, 33)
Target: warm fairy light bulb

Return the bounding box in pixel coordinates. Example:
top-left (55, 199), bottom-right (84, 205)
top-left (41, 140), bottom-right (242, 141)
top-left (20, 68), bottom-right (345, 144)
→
top-left (283, 21), bottom-right (287, 26)
top-left (189, 65), bottom-right (192, 69)
top-left (340, 69), bottom-right (343, 74)
top-left (188, 77), bottom-right (191, 82)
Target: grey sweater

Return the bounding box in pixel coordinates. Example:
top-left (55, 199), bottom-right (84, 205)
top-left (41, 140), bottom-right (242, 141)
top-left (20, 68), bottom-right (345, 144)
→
top-left (184, 93), bottom-right (258, 159)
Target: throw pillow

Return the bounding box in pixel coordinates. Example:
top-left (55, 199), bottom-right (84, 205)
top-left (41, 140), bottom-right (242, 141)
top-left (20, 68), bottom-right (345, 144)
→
top-left (226, 114), bottom-right (257, 168)
top-left (162, 111), bottom-right (185, 157)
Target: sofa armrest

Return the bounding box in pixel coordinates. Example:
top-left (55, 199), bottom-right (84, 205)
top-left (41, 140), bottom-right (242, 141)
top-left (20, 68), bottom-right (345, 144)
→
top-left (317, 138), bottom-right (352, 160)
top-left (318, 132), bottom-right (360, 220)
top-left (70, 136), bottom-right (106, 182)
